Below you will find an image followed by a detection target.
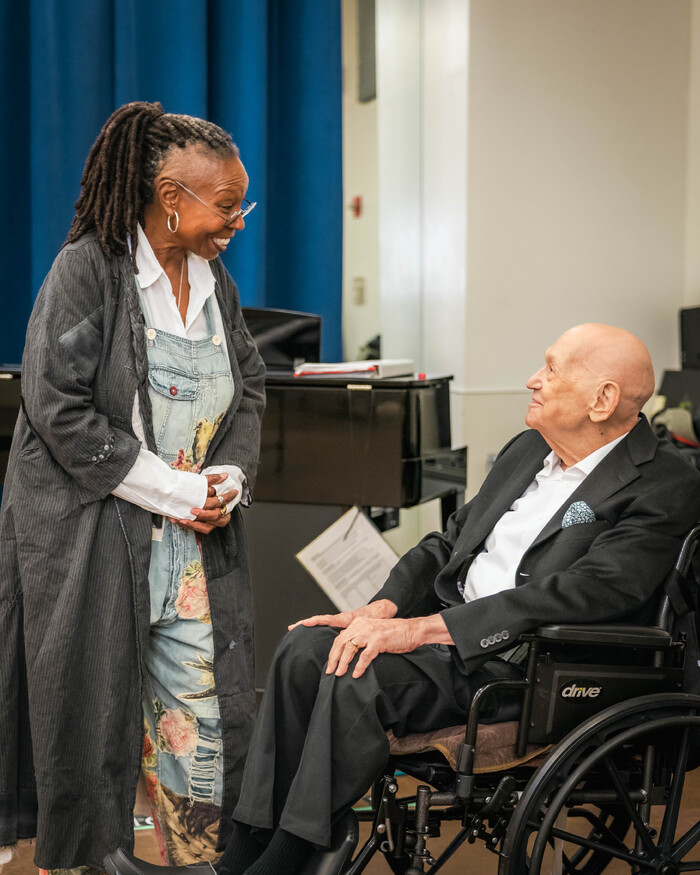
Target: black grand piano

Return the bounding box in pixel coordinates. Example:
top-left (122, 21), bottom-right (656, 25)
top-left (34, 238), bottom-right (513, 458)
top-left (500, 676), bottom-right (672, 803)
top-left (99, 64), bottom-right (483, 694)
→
top-left (0, 309), bottom-right (467, 685)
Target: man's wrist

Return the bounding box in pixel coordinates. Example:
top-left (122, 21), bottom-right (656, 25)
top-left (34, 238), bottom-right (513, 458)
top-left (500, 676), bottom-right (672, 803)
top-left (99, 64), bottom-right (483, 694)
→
top-left (408, 614), bottom-right (455, 648)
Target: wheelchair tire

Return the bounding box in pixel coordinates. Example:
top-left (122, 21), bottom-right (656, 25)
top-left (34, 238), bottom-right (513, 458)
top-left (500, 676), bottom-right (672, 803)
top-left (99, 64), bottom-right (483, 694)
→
top-left (499, 693), bottom-right (700, 874)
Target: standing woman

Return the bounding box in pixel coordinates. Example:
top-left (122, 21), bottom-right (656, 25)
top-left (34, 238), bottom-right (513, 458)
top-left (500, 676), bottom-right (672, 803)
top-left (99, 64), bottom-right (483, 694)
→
top-left (0, 102), bottom-right (265, 872)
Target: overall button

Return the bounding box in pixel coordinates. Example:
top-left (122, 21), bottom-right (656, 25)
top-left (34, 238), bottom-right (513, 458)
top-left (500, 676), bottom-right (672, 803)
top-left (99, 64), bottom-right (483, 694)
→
top-left (146, 328), bottom-right (157, 341)
top-left (170, 386), bottom-right (178, 396)
top-left (212, 334), bottom-right (222, 346)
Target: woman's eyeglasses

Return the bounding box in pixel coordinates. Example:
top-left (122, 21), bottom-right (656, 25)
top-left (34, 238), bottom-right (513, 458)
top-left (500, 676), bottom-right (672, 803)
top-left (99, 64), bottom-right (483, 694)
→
top-left (174, 180), bottom-right (256, 228)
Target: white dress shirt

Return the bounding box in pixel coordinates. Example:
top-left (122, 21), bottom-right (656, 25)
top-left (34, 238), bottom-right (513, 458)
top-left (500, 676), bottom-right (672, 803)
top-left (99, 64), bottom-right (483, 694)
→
top-left (461, 433), bottom-right (627, 603)
top-left (111, 226), bottom-right (246, 520)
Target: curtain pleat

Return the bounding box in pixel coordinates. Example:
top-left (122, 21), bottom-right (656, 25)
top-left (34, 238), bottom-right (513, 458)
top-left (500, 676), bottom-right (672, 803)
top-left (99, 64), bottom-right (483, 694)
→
top-left (1, 0), bottom-right (342, 365)
top-left (0, 0), bottom-right (31, 365)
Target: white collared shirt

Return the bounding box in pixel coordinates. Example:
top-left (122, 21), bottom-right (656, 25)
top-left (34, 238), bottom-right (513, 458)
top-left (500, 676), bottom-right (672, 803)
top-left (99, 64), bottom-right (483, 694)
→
top-left (460, 433), bottom-right (627, 603)
top-left (111, 227), bottom-right (245, 520)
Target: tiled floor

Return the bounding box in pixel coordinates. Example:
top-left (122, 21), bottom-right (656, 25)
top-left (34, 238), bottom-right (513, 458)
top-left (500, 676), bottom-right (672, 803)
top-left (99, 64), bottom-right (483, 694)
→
top-left (5, 768), bottom-right (700, 874)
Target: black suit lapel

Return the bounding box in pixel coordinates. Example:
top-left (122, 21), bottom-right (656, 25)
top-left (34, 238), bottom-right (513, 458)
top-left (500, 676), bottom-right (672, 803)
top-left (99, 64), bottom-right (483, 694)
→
top-left (526, 417), bottom-right (655, 552)
top-left (458, 433), bottom-right (550, 555)
top-left (434, 432), bottom-right (550, 599)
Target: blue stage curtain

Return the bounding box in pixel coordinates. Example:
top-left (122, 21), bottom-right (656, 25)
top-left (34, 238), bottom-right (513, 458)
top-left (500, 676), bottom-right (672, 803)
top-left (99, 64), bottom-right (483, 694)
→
top-left (0, 0), bottom-right (342, 364)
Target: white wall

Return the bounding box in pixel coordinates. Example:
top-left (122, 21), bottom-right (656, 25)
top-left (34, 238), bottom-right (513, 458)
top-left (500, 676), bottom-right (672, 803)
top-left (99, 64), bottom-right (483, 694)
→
top-left (374, 0), bottom-right (470, 550)
top-left (344, 0), bottom-right (698, 513)
top-left (375, 0), bottom-right (424, 365)
top-left (342, 0), bottom-right (381, 361)
top-left (462, 0), bottom-right (691, 492)
top-left (685, 0), bottom-right (700, 307)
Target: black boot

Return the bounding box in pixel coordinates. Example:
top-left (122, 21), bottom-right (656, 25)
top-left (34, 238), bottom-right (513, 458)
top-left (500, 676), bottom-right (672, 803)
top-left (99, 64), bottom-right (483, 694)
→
top-left (103, 848), bottom-right (225, 874)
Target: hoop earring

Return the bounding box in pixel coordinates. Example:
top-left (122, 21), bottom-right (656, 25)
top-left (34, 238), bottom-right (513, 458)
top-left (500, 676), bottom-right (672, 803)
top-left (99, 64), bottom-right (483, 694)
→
top-left (167, 211), bottom-right (180, 233)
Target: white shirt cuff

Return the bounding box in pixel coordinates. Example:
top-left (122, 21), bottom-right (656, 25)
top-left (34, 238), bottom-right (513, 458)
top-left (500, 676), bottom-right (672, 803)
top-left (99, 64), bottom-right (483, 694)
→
top-left (112, 449), bottom-right (208, 519)
top-left (201, 464), bottom-right (248, 511)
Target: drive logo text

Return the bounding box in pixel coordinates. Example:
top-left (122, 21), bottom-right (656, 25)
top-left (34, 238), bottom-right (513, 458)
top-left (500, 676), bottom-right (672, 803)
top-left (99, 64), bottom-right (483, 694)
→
top-left (560, 683), bottom-right (602, 699)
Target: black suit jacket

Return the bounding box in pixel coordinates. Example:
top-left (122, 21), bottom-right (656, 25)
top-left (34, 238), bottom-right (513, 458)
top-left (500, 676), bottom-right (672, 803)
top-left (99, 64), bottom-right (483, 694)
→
top-left (373, 417), bottom-right (700, 675)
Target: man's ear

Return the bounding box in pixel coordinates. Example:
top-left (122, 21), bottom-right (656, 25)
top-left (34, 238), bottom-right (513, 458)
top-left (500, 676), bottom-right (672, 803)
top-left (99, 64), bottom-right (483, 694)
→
top-left (589, 380), bottom-right (620, 422)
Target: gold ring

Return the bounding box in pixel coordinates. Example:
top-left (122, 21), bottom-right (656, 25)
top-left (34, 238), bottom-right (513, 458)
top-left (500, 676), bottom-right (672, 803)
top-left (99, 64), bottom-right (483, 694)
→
top-left (219, 505), bottom-right (228, 517)
top-left (349, 639), bottom-right (360, 649)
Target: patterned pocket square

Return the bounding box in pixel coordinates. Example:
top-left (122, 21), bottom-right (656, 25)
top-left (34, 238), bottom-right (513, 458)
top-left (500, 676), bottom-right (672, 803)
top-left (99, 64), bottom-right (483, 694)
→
top-left (562, 500), bottom-right (596, 527)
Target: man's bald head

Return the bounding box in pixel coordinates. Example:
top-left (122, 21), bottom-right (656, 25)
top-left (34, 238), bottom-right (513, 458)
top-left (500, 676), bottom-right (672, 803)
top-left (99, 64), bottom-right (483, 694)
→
top-left (556, 323), bottom-right (655, 422)
top-left (525, 323), bottom-right (655, 466)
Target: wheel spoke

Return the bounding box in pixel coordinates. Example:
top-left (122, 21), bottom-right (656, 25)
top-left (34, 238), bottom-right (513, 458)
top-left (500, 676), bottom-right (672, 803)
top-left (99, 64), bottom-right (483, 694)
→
top-left (568, 807), bottom-right (628, 851)
top-left (674, 819), bottom-right (700, 863)
top-left (560, 848), bottom-right (581, 875)
top-left (602, 753), bottom-right (658, 858)
top-left (659, 725), bottom-right (691, 854)
top-left (547, 824), bottom-right (646, 868)
top-left (565, 808), bottom-right (628, 869)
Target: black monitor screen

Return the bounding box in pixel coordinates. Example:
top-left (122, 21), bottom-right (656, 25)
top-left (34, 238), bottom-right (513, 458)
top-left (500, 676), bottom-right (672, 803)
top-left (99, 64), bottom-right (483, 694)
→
top-left (242, 308), bottom-right (322, 373)
top-left (681, 307), bottom-right (700, 370)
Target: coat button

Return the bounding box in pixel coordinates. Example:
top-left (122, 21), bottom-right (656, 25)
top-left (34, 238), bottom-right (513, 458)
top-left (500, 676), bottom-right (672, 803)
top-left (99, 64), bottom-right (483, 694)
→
top-left (146, 328), bottom-right (157, 340)
top-left (480, 638), bottom-right (489, 648)
top-left (212, 334), bottom-right (222, 346)
top-left (170, 386), bottom-right (178, 396)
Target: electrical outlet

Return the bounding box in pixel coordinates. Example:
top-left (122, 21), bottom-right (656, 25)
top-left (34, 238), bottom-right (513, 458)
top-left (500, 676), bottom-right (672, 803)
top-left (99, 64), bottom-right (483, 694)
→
top-left (352, 276), bottom-right (366, 306)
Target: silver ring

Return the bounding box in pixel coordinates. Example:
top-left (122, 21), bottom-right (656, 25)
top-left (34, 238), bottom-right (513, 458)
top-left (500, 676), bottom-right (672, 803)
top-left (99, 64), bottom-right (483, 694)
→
top-left (218, 494), bottom-right (225, 507)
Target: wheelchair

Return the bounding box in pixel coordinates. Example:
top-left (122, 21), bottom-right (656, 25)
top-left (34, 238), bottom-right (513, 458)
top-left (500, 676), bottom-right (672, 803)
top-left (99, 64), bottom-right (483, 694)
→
top-left (303, 525), bottom-right (700, 875)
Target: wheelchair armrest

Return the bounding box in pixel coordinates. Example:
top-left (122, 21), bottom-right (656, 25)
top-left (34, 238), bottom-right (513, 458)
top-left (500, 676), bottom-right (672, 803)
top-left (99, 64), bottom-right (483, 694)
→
top-left (532, 623), bottom-right (673, 649)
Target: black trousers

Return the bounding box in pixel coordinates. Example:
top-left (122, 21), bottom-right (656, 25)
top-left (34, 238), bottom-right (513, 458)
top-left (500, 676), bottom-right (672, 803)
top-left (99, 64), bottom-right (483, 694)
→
top-left (232, 625), bottom-right (522, 847)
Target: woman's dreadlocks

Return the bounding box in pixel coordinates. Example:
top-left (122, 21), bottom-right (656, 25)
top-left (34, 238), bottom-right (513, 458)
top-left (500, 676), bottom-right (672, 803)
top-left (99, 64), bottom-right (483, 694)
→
top-left (65, 101), bottom-right (238, 268)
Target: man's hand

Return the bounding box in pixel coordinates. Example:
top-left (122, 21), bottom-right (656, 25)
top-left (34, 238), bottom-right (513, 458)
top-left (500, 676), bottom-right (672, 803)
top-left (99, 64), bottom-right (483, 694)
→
top-left (289, 602), bottom-right (454, 679)
top-left (327, 616), bottom-right (420, 678)
top-left (288, 599), bottom-right (399, 632)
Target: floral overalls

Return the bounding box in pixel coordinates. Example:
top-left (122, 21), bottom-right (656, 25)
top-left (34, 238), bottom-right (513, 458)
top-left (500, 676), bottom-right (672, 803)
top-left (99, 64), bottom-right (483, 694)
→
top-left (138, 292), bottom-right (233, 866)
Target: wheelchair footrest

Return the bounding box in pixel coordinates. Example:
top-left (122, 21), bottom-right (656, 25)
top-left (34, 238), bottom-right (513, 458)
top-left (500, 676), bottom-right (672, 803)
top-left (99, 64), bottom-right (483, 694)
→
top-left (298, 810), bottom-right (359, 875)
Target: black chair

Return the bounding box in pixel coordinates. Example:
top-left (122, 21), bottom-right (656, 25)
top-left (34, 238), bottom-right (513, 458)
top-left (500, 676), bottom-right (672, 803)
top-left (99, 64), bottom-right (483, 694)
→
top-left (302, 525), bottom-right (700, 875)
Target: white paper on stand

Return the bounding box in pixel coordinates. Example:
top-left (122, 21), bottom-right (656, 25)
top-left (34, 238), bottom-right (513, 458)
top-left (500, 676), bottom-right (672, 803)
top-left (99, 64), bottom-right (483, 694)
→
top-left (296, 507), bottom-right (399, 611)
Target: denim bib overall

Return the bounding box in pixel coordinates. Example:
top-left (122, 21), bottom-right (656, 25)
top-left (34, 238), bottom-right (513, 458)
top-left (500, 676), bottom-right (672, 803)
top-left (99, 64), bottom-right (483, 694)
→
top-left (138, 292), bottom-right (233, 866)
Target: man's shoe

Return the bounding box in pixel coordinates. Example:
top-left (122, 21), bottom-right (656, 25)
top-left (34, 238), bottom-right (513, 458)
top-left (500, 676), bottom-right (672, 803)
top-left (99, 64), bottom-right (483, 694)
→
top-left (103, 848), bottom-right (217, 874)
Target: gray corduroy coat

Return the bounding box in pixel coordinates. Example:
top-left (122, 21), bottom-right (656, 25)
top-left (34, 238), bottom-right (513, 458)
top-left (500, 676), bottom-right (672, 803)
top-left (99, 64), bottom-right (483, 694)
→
top-left (0, 232), bottom-right (266, 869)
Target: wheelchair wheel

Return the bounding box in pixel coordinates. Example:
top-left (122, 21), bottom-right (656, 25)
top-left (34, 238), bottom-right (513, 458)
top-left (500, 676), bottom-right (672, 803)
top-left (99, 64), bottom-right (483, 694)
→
top-left (499, 693), bottom-right (700, 874)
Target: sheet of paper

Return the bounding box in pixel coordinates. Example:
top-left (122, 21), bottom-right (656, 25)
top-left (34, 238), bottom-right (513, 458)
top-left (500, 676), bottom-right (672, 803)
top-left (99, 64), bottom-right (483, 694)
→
top-left (296, 507), bottom-right (399, 611)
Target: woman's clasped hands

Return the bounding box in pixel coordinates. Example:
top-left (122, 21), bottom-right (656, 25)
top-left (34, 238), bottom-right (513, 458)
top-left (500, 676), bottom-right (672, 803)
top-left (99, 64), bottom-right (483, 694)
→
top-left (169, 472), bottom-right (238, 534)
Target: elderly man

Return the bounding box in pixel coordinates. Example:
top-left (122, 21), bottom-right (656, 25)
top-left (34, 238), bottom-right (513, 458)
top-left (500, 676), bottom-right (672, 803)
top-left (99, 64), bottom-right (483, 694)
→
top-left (110, 323), bottom-right (700, 875)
